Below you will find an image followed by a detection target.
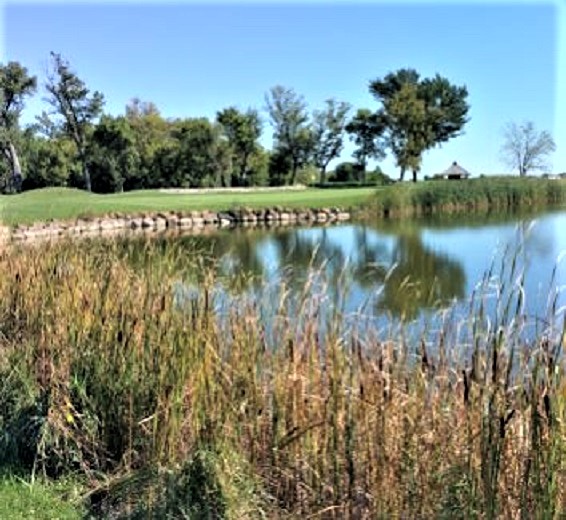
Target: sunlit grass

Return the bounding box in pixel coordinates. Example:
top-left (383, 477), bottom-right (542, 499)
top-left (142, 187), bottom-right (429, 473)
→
top-left (0, 474), bottom-right (83, 520)
top-left (0, 186), bottom-right (376, 226)
top-left (1, 177), bottom-right (564, 227)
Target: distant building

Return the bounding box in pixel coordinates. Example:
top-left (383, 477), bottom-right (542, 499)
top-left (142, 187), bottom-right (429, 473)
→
top-left (432, 161), bottom-right (471, 180)
top-left (542, 173), bottom-right (562, 180)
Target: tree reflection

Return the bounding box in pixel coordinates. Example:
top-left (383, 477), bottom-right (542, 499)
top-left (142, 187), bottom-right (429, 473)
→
top-left (109, 222), bottom-right (467, 320)
top-left (376, 232), bottom-right (466, 320)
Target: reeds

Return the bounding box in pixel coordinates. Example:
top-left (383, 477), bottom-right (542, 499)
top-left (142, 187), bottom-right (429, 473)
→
top-left (371, 177), bottom-right (566, 218)
top-left (0, 238), bottom-right (565, 518)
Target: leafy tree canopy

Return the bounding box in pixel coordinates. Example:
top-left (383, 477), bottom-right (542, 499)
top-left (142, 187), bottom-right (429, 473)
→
top-left (44, 52), bottom-right (104, 191)
top-left (0, 61), bottom-right (37, 190)
top-left (369, 68), bottom-right (469, 182)
top-left (265, 85), bottom-right (313, 185)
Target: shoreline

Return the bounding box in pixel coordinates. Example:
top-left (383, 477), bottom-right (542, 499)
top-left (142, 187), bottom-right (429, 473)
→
top-left (0, 207), bottom-right (351, 245)
top-left (2, 178), bottom-right (565, 245)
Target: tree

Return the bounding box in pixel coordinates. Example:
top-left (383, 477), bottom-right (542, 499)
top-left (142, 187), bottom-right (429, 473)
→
top-left (244, 146), bottom-right (270, 187)
top-left (20, 132), bottom-right (77, 190)
top-left (88, 115), bottom-right (141, 192)
top-left (125, 97), bottom-right (160, 120)
top-left (311, 99), bottom-right (351, 183)
top-left (345, 108), bottom-right (386, 181)
top-left (330, 161), bottom-right (363, 182)
top-left (216, 107), bottom-right (262, 186)
top-left (125, 98), bottom-right (170, 188)
top-left (265, 85), bottom-right (313, 185)
top-left (500, 121), bottom-right (556, 176)
top-left (153, 118), bottom-right (231, 188)
top-left (382, 83), bottom-right (431, 183)
top-left (369, 68), bottom-right (469, 182)
top-left (419, 74), bottom-right (469, 145)
top-left (44, 52), bottom-right (104, 191)
top-left (268, 147), bottom-right (292, 186)
top-left (0, 61), bottom-right (37, 192)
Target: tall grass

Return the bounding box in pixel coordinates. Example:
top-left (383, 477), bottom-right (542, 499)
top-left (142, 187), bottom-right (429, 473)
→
top-left (371, 177), bottom-right (566, 218)
top-left (0, 238), bottom-right (565, 517)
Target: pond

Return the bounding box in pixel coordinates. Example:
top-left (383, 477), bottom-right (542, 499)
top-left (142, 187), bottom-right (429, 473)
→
top-left (128, 207), bottom-right (566, 338)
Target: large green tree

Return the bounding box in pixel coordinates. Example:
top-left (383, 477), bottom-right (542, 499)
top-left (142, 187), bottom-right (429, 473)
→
top-left (370, 68), bottom-right (469, 182)
top-left (345, 108), bottom-right (387, 181)
top-left (0, 61), bottom-right (37, 192)
top-left (88, 115), bottom-right (141, 192)
top-left (311, 99), bottom-right (351, 183)
top-left (44, 52), bottom-right (104, 191)
top-left (125, 98), bottom-right (170, 188)
top-left (152, 118), bottom-right (231, 188)
top-left (265, 85), bottom-right (313, 185)
top-left (20, 132), bottom-right (78, 190)
top-left (382, 83), bottom-right (431, 183)
top-left (216, 106), bottom-right (262, 186)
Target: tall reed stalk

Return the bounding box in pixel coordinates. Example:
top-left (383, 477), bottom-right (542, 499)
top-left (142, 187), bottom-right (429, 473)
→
top-left (0, 238), bottom-right (565, 517)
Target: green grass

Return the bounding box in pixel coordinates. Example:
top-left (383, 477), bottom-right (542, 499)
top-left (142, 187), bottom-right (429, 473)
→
top-left (1, 178), bottom-right (565, 227)
top-left (0, 187), bottom-right (376, 226)
top-left (0, 475), bottom-right (83, 520)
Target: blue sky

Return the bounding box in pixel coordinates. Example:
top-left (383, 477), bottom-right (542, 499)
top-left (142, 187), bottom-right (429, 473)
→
top-left (2, 1), bottom-right (563, 177)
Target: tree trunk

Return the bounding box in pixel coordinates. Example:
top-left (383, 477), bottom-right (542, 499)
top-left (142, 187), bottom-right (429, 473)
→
top-left (399, 167), bottom-right (406, 182)
top-left (239, 159), bottom-right (246, 186)
top-left (412, 169), bottom-right (418, 183)
top-left (290, 158), bottom-right (298, 185)
top-left (7, 142), bottom-right (23, 192)
top-left (83, 163), bottom-right (92, 192)
top-left (360, 162), bottom-right (367, 184)
top-left (360, 155), bottom-right (367, 184)
top-left (320, 166), bottom-right (327, 185)
top-left (79, 148), bottom-right (92, 191)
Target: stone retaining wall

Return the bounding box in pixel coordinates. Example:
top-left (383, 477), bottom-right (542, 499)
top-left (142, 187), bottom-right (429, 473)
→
top-left (1, 207), bottom-right (351, 245)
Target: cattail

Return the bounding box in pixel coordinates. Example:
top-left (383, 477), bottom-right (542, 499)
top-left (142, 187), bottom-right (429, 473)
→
top-left (463, 369), bottom-right (470, 405)
top-left (543, 394), bottom-right (551, 423)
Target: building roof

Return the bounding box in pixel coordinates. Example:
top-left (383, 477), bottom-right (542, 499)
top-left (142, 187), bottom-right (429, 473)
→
top-left (441, 161), bottom-right (471, 177)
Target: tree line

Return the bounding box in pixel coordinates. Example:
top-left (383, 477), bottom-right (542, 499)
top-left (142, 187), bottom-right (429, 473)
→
top-left (1, 53), bottom-right (474, 193)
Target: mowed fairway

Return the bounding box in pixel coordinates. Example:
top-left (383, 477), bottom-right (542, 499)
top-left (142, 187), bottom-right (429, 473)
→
top-left (0, 187), bottom-right (377, 226)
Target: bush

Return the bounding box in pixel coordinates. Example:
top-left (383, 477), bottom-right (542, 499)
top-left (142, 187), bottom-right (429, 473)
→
top-left (367, 169), bottom-right (395, 185)
top-left (328, 162), bottom-right (363, 182)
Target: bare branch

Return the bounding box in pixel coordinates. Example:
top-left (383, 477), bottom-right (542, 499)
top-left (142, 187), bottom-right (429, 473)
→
top-left (500, 121), bottom-right (556, 175)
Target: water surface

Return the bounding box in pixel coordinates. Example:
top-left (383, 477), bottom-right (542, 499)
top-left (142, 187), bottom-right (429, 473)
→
top-left (111, 208), bottom-right (566, 344)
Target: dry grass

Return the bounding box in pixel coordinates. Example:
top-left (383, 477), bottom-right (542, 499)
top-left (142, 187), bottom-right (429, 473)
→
top-left (0, 238), bottom-right (565, 518)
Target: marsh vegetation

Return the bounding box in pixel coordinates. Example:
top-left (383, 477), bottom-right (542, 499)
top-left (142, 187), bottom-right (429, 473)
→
top-left (1, 211), bottom-right (565, 517)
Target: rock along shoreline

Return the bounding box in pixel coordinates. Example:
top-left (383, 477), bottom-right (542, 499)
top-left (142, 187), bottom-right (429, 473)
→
top-left (0, 207), bottom-right (351, 245)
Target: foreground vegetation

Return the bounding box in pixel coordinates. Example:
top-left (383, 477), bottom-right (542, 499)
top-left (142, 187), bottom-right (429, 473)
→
top-left (0, 474), bottom-right (83, 519)
top-left (1, 238), bottom-right (565, 517)
top-left (1, 177), bottom-right (565, 227)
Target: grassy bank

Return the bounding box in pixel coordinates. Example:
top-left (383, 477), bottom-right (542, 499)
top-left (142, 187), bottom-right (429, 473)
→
top-left (0, 186), bottom-right (376, 226)
top-left (1, 177), bottom-right (565, 227)
top-left (0, 474), bottom-right (83, 519)
top-left (1, 239), bottom-right (565, 517)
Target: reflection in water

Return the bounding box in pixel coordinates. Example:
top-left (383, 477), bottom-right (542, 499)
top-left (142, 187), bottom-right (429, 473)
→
top-left (112, 208), bottom-right (565, 326)
top-left (376, 233), bottom-right (466, 320)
